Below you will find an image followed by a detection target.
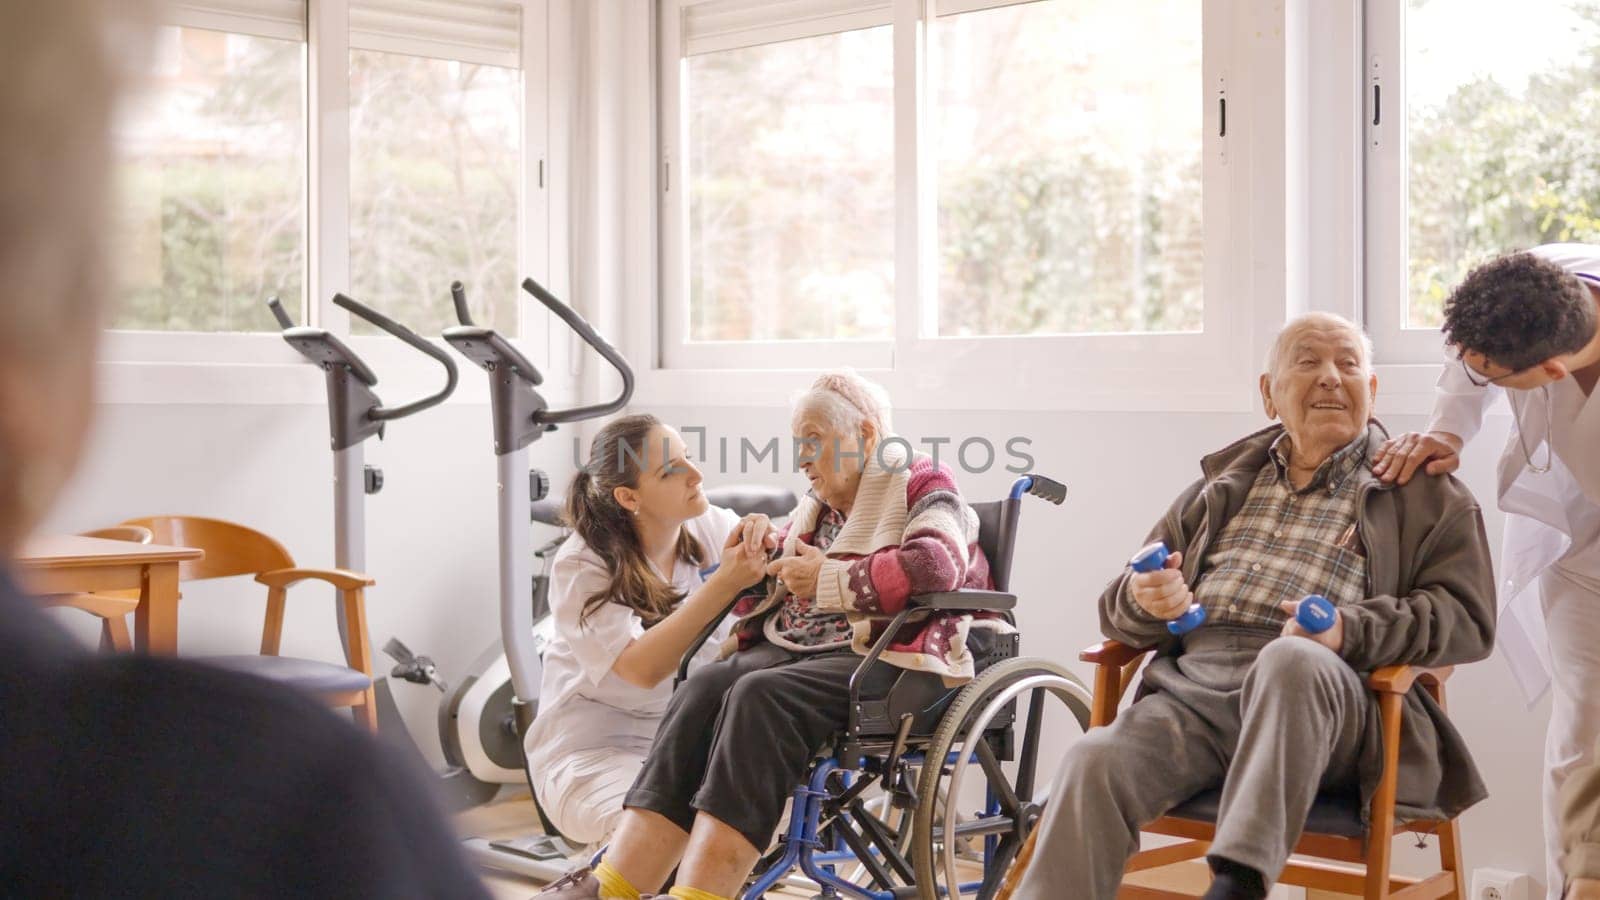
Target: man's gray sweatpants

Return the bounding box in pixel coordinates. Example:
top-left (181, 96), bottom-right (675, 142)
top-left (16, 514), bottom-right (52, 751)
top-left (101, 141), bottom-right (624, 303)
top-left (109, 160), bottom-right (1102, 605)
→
top-left (1009, 627), bottom-right (1372, 900)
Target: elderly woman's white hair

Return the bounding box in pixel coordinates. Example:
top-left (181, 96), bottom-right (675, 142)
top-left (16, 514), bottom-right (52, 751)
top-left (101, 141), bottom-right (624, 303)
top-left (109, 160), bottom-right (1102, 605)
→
top-left (791, 369), bottom-right (893, 438)
top-left (1263, 312), bottom-right (1375, 376)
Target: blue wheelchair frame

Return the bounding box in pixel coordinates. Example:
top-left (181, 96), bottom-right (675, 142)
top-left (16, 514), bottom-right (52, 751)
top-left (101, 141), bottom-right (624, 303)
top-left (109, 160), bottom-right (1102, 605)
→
top-left (745, 752), bottom-right (1001, 900)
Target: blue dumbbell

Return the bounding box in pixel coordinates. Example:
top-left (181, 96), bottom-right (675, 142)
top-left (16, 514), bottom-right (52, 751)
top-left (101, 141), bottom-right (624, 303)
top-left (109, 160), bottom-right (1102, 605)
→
top-left (1296, 594), bottom-right (1337, 634)
top-left (1129, 541), bottom-right (1207, 635)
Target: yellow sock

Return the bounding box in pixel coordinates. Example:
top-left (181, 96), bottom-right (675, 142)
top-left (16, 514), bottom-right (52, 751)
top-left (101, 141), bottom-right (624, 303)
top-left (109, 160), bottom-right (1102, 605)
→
top-left (593, 859), bottom-right (641, 900)
top-left (667, 887), bottom-right (730, 900)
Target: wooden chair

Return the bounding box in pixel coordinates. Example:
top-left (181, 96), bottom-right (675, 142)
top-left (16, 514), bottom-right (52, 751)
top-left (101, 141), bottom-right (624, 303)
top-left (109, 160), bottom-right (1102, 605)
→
top-left (120, 515), bottom-right (379, 731)
top-left (36, 525), bottom-right (155, 652)
top-left (999, 642), bottom-right (1466, 899)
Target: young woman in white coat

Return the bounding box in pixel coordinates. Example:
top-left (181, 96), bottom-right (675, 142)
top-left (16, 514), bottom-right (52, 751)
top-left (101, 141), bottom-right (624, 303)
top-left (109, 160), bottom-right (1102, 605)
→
top-left (525, 413), bottom-right (775, 846)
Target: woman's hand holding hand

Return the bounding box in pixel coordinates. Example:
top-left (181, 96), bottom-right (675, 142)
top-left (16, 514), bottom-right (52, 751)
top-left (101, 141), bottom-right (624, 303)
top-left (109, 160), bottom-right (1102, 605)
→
top-left (767, 543), bottom-right (825, 598)
top-left (714, 524), bottom-right (771, 589)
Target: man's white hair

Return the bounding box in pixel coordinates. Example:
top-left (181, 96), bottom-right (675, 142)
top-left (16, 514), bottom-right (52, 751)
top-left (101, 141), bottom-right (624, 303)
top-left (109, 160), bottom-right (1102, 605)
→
top-left (791, 369), bottom-right (893, 438)
top-left (1264, 312), bottom-right (1375, 377)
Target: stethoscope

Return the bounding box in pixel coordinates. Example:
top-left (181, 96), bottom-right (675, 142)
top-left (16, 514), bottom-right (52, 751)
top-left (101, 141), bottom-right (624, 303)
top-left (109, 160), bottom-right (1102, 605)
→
top-left (1511, 385), bottom-right (1555, 475)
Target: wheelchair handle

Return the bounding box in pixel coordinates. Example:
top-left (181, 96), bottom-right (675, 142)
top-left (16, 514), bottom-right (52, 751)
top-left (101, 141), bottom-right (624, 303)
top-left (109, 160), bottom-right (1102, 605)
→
top-left (1010, 474), bottom-right (1066, 504)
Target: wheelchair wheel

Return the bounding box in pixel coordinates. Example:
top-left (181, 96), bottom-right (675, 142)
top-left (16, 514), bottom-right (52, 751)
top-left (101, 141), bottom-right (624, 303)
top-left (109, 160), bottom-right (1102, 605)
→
top-left (910, 657), bottom-right (1091, 900)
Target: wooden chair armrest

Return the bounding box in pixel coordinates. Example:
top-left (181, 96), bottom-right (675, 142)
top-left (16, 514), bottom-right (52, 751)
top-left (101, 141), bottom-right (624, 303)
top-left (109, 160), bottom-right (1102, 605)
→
top-left (1080, 639), bottom-right (1152, 667)
top-left (1368, 664), bottom-right (1453, 694)
top-left (255, 567), bottom-right (375, 591)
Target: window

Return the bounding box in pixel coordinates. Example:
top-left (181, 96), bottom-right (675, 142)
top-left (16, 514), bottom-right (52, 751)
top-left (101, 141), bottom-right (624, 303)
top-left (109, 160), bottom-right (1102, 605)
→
top-left (684, 26), bottom-right (894, 343)
top-left (660, 0), bottom-right (1232, 385)
top-left (934, 0), bottom-right (1202, 337)
top-left (104, 0), bottom-right (547, 372)
top-left (348, 51), bottom-right (522, 335)
top-left (1365, 0), bottom-right (1600, 360)
top-left (112, 24), bottom-right (306, 333)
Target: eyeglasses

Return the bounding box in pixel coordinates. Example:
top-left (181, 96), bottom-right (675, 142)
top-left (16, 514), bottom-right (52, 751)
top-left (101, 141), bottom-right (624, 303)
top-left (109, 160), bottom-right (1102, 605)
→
top-left (1458, 353), bottom-right (1527, 388)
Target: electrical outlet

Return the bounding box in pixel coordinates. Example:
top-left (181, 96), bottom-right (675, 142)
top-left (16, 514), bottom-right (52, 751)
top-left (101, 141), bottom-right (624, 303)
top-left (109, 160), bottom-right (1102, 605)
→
top-left (1471, 868), bottom-right (1535, 900)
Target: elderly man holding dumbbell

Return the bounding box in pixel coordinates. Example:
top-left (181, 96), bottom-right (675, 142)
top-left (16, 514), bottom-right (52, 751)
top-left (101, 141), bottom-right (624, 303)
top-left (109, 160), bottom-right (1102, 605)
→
top-left (1009, 313), bottom-right (1498, 900)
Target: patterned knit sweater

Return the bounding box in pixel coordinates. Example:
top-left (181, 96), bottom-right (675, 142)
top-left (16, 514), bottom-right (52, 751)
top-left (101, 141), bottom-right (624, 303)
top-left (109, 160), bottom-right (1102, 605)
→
top-left (720, 442), bottom-right (1009, 682)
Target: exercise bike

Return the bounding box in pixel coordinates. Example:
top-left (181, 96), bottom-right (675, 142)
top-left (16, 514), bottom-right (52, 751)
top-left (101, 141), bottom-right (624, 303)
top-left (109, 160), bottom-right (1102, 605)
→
top-left (438, 278), bottom-right (797, 879)
top-left (270, 291), bottom-right (528, 809)
top-left (271, 290), bottom-right (610, 816)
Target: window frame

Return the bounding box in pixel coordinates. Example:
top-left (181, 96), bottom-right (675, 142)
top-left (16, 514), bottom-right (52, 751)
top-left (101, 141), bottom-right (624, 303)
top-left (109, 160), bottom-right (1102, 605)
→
top-left (103, 0), bottom-right (565, 406)
top-left (1360, 0), bottom-right (1447, 366)
top-left (652, 0), bottom-right (1264, 411)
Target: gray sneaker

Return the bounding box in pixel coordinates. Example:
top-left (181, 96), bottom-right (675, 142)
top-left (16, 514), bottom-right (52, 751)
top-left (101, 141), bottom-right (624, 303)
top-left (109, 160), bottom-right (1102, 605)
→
top-left (534, 866), bottom-right (601, 899)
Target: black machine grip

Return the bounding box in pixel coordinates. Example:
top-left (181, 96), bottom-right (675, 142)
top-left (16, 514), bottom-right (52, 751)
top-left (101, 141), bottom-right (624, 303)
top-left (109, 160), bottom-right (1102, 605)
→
top-left (266, 295), bottom-right (295, 329)
top-left (332, 293), bottom-right (459, 421)
top-left (521, 277), bottom-right (634, 425)
top-left (451, 281), bottom-right (474, 327)
top-left (445, 284), bottom-right (543, 385)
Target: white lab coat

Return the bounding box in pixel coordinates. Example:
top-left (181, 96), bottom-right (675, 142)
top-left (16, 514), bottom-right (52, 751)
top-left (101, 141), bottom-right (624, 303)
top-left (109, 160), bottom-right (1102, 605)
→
top-left (1422, 243), bottom-right (1600, 899)
top-left (523, 504), bottom-right (739, 843)
top-left (1425, 243), bottom-right (1600, 705)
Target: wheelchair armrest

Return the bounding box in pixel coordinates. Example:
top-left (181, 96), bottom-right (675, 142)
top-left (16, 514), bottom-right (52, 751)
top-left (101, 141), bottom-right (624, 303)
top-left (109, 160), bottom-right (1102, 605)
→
top-left (1080, 639), bottom-right (1152, 667)
top-left (674, 593), bottom-right (743, 688)
top-left (1368, 664), bottom-right (1455, 695)
top-left (908, 589), bottom-right (1015, 611)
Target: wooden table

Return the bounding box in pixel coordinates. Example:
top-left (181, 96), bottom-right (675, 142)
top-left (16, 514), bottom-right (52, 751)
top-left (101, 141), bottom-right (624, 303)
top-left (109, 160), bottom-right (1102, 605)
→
top-left (16, 535), bottom-right (203, 654)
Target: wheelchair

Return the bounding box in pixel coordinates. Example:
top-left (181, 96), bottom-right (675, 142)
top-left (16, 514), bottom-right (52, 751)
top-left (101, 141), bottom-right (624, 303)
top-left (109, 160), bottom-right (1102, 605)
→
top-left (674, 474), bottom-right (1093, 900)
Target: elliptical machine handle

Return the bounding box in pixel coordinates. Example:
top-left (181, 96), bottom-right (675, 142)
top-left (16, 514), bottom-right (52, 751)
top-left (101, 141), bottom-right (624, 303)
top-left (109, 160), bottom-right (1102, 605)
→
top-left (266, 295), bottom-right (295, 329)
top-left (521, 277), bottom-right (635, 424)
top-left (332, 293), bottom-right (460, 421)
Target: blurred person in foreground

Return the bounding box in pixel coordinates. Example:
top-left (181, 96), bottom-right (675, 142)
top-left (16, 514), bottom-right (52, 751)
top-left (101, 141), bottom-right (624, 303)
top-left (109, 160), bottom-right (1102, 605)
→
top-left (0, 3), bottom-right (489, 896)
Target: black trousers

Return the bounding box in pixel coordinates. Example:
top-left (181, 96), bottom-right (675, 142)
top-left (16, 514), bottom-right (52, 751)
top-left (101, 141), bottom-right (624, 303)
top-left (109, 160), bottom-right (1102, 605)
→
top-left (622, 641), bottom-right (897, 850)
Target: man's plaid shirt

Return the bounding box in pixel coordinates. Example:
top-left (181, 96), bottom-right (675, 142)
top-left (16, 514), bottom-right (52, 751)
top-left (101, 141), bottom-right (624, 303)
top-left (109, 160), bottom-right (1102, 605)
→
top-left (1191, 431), bottom-right (1370, 631)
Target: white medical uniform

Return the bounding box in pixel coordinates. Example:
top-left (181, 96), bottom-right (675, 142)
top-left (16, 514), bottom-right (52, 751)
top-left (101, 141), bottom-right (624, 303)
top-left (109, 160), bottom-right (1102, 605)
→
top-left (1425, 243), bottom-right (1600, 899)
top-left (523, 504), bottom-right (739, 845)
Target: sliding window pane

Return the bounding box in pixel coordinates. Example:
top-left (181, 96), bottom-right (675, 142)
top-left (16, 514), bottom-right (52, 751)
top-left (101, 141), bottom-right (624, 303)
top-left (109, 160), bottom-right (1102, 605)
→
top-left (349, 51), bottom-right (520, 335)
top-left (1405, 0), bottom-right (1600, 327)
top-left (686, 27), bottom-right (894, 342)
top-left (112, 26), bottom-right (305, 332)
top-left (935, 0), bottom-right (1202, 336)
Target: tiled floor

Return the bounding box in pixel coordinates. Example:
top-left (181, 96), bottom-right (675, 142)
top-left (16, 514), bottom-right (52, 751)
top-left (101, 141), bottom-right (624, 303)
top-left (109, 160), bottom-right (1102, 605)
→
top-left (454, 794), bottom-right (818, 899)
top-left (451, 796), bottom-right (1303, 899)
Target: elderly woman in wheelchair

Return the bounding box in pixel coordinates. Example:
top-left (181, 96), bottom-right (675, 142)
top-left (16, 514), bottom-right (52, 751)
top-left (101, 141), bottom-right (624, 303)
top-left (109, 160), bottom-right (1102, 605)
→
top-left (1004, 313), bottom-right (1498, 900)
top-left (540, 370), bottom-right (1079, 900)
